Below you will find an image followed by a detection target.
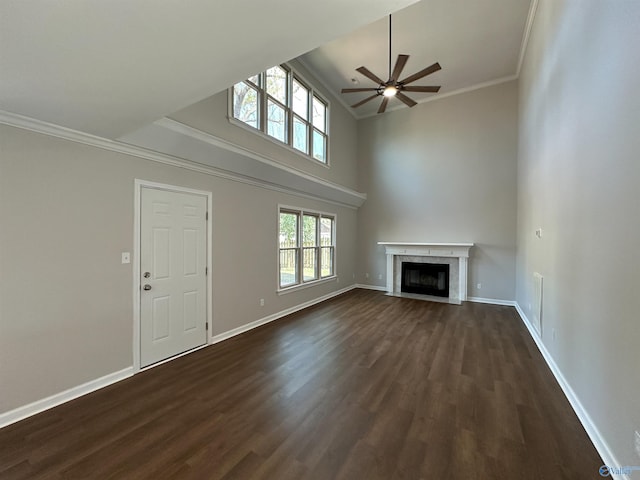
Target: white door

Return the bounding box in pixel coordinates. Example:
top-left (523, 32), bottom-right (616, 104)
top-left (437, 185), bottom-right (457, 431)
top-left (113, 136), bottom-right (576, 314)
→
top-left (140, 187), bottom-right (208, 367)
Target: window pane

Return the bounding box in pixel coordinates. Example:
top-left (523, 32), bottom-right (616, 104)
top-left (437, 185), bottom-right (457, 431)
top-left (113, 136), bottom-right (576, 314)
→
top-left (303, 215), bottom-right (317, 247)
top-left (267, 100), bottom-right (287, 143)
top-left (321, 247), bottom-right (334, 277)
top-left (312, 130), bottom-right (326, 163)
top-left (280, 249), bottom-right (298, 287)
top-left (312, 96), bottom-right (326, 132)
top-left (293, 117), bottom-right (308, 153)
top-left (266, 66), bottom-right (287, 104)
top-left (233, 82), bottom-right (258, 129)
top-left (279, 212), bottom-right (298, 248)
top-left (247, 74), bottom-right (260, 86)
top-left (320, 217), bottom-right (333, 246)
top-left (303, 247), bottom-right (318, 282)
top-left (292, 79), bottom-right (309, 119)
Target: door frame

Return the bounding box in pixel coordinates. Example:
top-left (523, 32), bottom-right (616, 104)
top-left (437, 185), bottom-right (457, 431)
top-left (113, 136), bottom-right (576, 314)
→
top-left (133, 179), bottom-right (213, 372)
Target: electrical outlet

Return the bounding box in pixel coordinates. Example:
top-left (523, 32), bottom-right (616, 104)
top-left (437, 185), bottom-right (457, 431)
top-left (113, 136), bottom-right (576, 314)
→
top-left (477, 283), bottom-right (481, 289)
top-left (365, 273), bottom-right (369, 279)
top-left (336, 277), bottom-right (340, 283)
top-left (528, 303), bottom-right (532, 311)
top-left (552, 328), bottom-right (557, 341)
top-left (121, 252), bottom-right (130, 264)
top-left (635, 430), bottom-right (640, 458)
top-left (259, 299), bottom-right (264, 307)
top-left (378, 274), bottom-right (382, 280)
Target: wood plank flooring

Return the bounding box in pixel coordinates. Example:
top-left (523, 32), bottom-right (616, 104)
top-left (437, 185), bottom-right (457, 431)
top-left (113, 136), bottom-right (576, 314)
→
top-left (0, 289), bottom-right (603, 479)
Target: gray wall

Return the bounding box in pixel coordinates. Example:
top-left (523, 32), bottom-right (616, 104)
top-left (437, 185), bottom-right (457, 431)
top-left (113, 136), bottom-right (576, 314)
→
top-left (169, 59), bottom-right (360, 192)
top-left (356, 81), bottom-right (519, 301)
top-left (516, 0), bottom-right (640, 467)
top-left (5, 7), bottom-right (639, 471)
top-left (0, 124), bottom-right (358, 413)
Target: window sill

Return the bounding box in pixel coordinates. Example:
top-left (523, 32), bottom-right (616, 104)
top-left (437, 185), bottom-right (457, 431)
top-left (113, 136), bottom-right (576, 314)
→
top-left (228, 116), bottom-right (330, 169)
top-left (277, 275), bottom-right (337, 295)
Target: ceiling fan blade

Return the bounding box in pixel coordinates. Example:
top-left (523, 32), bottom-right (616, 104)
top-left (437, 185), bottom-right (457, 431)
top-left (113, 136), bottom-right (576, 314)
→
top-left (396, 92), bottom-right (417, 108)
top-left (377, 97), bottom-right (389, 114)
top-left (351, 93), bottom-right (380, 108)
top-left (356, 66), bottom-right (385, 85)
top-left (341, 87), bottom-right (379, 93)
top-left (399, 62), bottom-right (441, 85)
top-left (391, 54), bottom-right (409, 82)
top-left (402, 85), bottom-right (441, 93)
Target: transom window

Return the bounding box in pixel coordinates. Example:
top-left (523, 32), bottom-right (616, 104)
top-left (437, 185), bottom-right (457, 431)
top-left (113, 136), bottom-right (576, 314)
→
top-left (279, 207), bottom-right (335, 289)
top-left (231, 64), bottom-right (329, 164)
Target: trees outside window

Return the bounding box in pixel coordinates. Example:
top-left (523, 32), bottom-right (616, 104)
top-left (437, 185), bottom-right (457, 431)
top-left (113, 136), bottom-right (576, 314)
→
top-left (279, 207), bottom-right (335, 289)
top-left (231, 64), bottom-right (329, 164)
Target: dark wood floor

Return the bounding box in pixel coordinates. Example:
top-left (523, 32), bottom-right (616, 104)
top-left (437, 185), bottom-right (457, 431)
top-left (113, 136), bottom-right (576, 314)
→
top-left (0, 289), bottom-right (603, 479)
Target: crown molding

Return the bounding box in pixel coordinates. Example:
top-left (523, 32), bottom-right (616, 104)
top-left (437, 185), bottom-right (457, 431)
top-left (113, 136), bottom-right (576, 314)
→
top-left (156, 118), bottom-right (365, 203)
top-left (121, 117), bottom-right (366, 208)
top-left (517, 0), bottom-right (540, 77)
top-left (302, 0), bottom-right (540, 121)
top-left (354, 74), bottom-right (519, 120)
top-left (0, 110), bottom-right (366, 209)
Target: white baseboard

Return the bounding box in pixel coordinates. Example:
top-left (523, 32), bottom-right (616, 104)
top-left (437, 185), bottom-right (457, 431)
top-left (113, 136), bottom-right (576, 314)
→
top-left (467, 296), bottom-right (516, 306)
top-left (2, 289), bottom-right (620, 480)
top-left (354, 289), bottom-right (517, 307)
top-left (210, 285), bottom-right (357, 345)
top-left (354, 283), bottom-right (387, 292)
top-left (0, 367), bottom-right (134, 429)
top-left (514, 303), bottom-right (626, 480)
top-left (0, 286), bottom-right (359, 430)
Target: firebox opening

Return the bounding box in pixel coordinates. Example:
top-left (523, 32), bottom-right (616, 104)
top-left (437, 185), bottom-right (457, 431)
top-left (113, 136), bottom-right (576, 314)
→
top-left (401, 262), bottom-right (450, 297)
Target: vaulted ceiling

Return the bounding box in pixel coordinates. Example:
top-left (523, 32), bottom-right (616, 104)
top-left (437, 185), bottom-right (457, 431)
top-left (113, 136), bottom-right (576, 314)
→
top-left (299, 0), bottom-right (533, 118)
top-left (0, 0), bottom-right (533, 139)
top-left (0, 0), bottom-right (418, 139)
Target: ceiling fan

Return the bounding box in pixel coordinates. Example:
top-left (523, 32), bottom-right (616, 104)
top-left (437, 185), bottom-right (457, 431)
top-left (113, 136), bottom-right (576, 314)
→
top-left (341, 15), bottom-right (441, 114)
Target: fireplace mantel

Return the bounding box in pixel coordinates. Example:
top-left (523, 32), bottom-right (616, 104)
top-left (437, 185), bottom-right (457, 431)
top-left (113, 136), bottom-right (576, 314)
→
top-left (378, 242), bottom-right (474, 301)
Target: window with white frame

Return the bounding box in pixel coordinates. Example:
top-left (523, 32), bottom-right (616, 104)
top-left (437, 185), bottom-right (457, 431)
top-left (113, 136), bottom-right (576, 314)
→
top-left (231, 64), bottom-right (329, 164)
top-left (279, 207), bottom-right (335, 289)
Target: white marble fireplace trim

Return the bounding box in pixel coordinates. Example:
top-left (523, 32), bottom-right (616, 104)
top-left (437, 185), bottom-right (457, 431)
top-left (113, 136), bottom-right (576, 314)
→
top-left (378, 242), bottom-right (474, 301)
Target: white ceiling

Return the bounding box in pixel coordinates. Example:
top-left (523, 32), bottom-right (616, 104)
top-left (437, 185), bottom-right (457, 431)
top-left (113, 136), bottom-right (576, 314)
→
top-left (0, 0), bottom-right (418, 139)
top-left (299, 0), bottom-right (533, 118)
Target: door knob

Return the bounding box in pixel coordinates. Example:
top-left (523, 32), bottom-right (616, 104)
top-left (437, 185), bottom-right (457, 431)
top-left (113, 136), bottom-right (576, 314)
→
top-left (143, 284), bottom-right (152, 291)
top-left (143, 272), bottom-right (151, 278)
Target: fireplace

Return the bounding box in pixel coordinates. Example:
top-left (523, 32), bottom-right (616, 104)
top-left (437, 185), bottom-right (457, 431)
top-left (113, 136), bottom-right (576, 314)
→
top-left (378, 242), bottom-right (473, 303)
top-left (401, 262), bottom-right (450, 297)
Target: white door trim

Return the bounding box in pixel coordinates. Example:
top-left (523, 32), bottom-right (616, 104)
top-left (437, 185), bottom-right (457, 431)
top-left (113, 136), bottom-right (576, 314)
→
top-left (133, 179), bottom-right (213, 372)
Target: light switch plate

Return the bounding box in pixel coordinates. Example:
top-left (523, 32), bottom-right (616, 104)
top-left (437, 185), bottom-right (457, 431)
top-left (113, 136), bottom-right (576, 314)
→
top-left (121, 252), bottom-right (131, 264)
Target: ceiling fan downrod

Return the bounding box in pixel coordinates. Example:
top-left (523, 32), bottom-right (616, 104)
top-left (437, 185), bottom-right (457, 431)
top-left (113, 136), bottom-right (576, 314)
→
top-left (388, 15), bottom-right (392, 82)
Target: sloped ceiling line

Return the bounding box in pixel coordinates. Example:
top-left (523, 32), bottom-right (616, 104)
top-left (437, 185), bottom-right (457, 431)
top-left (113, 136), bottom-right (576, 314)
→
top-left (517, 0), bottom-right (540, 77)
top-left (0, 0), bottom-right (419, 138)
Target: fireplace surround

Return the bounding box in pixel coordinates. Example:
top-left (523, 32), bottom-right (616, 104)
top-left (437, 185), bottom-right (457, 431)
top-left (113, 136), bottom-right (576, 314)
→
top-left (379, 242), bottom-right (473, 303)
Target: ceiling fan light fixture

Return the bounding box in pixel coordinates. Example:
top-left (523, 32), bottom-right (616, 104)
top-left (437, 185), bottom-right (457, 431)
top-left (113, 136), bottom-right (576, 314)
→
top-left (341, 14), bottom-right (441, 114)
top-left (382, 85), bottom-right (398, 97)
